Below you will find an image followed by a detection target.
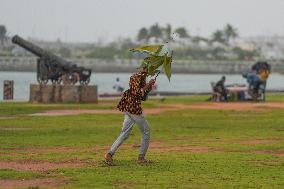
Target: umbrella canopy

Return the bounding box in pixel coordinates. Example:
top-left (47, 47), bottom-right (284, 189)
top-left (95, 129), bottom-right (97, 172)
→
top-left (130, 44), bottom-right (173, 81)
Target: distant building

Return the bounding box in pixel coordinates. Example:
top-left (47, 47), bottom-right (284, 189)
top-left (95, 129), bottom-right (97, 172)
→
top-left (240, 36), bottom-right (284, 60)
top-left (234, 40), bottom-right (258, 51)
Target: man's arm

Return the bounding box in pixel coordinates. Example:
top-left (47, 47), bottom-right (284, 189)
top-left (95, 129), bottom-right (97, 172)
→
top-left (141, 79), bottom-right (155, 101)
top-left (129, 72), bottom-right (155, 100)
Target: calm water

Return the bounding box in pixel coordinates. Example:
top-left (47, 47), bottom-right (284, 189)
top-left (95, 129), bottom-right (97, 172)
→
top-left (1, 71), bottom-right (284, 101)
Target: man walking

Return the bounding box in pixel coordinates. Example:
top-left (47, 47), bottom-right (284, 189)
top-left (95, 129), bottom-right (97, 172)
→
top-left (104, 66), bottom-right (155, 165)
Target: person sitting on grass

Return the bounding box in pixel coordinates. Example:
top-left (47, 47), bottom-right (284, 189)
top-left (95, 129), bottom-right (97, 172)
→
top-left (104, 65), bottom-right (156, 165)
top-left (214, 76), bottom-right (228, 102)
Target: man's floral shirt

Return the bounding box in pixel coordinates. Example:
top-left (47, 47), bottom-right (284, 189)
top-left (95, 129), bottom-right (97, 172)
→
top-left (117, 71), bottom-right (152, 115)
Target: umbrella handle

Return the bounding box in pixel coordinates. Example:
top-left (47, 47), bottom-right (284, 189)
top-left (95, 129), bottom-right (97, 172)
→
top-left (154, 71), bottom-right (161, 81)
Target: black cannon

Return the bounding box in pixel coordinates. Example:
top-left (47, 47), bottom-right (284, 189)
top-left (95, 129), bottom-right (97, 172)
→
top-left (12, 35), bottom-right (91, 85)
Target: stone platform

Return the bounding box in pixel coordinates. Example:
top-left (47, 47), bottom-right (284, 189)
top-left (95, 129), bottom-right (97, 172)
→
top-left (30, 84), bottom-right (98, 103)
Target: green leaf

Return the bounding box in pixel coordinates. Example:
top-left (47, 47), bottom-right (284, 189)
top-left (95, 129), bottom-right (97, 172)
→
top-left (163, 56), bottom-right (172, 81)
top-left (130, 45), bottom-right (164, 55)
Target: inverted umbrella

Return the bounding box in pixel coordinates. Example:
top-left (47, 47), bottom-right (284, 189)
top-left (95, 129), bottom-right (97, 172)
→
top-left (130, 44), bottom-right (173, 81)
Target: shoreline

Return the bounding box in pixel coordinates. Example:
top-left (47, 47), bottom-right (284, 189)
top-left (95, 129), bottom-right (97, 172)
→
top-left (1, 57), bottom-right (283, 74)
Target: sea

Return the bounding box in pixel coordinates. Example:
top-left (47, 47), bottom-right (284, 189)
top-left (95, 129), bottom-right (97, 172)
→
top-left (1, 71), bottom-right (284, 101)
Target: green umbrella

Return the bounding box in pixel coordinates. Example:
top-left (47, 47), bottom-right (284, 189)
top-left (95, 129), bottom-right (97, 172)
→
top-left (130, 44), bottom-right (173, 81)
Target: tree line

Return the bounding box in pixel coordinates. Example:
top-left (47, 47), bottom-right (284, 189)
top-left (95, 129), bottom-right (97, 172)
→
top-left (0, 25), bottom-right (7, 46)
top-left (137, 23), bottom-right (238, 45)
top-left (0, 23), bottom-right (259, 60)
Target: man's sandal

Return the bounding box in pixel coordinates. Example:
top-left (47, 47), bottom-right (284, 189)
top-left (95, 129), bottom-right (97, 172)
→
top-left (104, 153), bottom-right (115, 166)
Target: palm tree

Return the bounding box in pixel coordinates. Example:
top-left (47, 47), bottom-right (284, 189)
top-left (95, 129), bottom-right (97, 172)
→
top-left (137, 27), bottom-right (148, 42)
top-left (174, 27), bottom-right (189, 38)
top-left (0, 25), bottom-right (7, 46)
top-left (164, 24), bottom-right (172, 42)
top-left (211, 29), bottom-right (226, 44)
top-left (149, 23), bottom-right (163, 42)
top-left (224, 24), bottom-right (238, 43)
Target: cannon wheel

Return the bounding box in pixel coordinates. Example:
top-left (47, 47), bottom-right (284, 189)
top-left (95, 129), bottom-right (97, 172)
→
top-left (51, 79), bottom-right (62, 85)
top-left (61, 73), bottom-right (75, 85)
top-left (56, 79), bottom-right (62, 85)
top-left (61, 73), bottom-right (70, 85)
top-left (80, 77), bottom-right (90, 85)
top-left (40, 79), bottom-right (48, 85)
top-left (71, 73), bottom-right (80, 85)
top-left (37, 77), bottom-right (48, 85)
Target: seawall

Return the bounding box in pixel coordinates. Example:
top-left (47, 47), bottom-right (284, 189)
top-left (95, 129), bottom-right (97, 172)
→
top-left (0, 57), bottom-right (283, 74)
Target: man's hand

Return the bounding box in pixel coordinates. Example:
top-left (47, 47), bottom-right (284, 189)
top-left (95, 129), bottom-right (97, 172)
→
top-left (148, 79), bottom-right (156, 86)
top-left (142, 79), bottom-right (155, 92)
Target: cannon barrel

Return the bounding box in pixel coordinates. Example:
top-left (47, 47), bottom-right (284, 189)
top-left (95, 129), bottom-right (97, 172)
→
top-left (12, 35), bottom-right (71, 69)
top-left (12, 35), bottom-right (47, 57)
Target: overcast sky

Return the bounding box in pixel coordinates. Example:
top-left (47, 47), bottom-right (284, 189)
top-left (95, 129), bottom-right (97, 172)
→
top-left (1, 0), bottom-right (284, 42)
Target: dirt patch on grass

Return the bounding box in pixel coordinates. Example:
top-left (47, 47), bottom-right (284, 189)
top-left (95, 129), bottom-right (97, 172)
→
top-left (154, 145), bottom-right (218, 153)
top-left (238, 138), bottom-right (280, 145)
top-left (105, 141), bottom-right (222, 153)
top-left (0, 178), bottom-right (68, 189)
top-left (253, 149), bottom-right (284, 157)
top-left (0, 159), bottom-right (86, 172)
top-left (0, 117), bottom-right (18, 120)
top-left (0, 147), bottom-right (79, 155)
top-left (186, 102), bottom-right (284, 111)
top-left (31, 109), bottom-right (120, 116)
top-left (149, 141), bottom-right (284, 156)
top-left (29, 105), bottom-right (184, 116)
top-left (0, 127), bottom-right (31, 131)
top-left (113, 181), bottom-right (136, 188)
top-left (110, 140), bottom-right (284, 156)
top-left (149, 141), bottom-right (221, 153)
top-left (247, 160), bottom-right (284, 166)
top-left (0, 147), bottom-right (92, 188)
top-left (29, 102), bottom-right (284, 116)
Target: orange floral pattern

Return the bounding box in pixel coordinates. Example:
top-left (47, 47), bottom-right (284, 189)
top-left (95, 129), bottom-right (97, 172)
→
top-left (117, 71), bottom-right (152, 115)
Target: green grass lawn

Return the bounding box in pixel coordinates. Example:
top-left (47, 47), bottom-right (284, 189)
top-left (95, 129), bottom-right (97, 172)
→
top-left (0, 95), bottom-right (284, 188)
